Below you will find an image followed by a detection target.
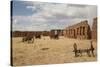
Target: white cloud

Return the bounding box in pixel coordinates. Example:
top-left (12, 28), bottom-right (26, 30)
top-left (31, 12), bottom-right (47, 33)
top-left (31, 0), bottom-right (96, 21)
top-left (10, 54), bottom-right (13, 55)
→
top-left (12, 2), bottom-right (97, 31)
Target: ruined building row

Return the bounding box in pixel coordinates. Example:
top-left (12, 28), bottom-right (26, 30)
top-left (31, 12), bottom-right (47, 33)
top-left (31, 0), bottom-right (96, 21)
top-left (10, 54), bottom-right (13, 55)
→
top-left (12, 31), bottom-right (45, 37)
top-left (12, 29), bottom-right (63, 37)
top-left (63, 17), bottom-right (97, 40)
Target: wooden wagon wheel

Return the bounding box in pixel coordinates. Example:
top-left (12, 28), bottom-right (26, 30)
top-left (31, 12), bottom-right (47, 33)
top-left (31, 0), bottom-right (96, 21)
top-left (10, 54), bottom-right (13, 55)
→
top-left (90, 41), bottom-right (95, 57)
top-left (73, 43), bottom-right (78, 57)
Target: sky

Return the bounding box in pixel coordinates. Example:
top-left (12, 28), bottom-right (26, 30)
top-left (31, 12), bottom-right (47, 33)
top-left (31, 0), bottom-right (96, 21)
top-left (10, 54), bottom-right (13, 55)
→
top-left (12, 1), bottom-right (97, 31)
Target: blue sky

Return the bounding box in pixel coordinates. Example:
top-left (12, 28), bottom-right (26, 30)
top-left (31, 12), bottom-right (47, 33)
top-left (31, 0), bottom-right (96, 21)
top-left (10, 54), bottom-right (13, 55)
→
top-left (12, 1), bottom-right (97, 31)
top-left (12, 1), bottom-right (33, 16)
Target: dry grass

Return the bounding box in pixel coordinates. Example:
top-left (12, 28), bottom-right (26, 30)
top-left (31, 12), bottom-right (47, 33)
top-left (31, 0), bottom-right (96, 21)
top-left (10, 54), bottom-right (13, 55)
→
top-left (12, 36), bottom-right (97, 66)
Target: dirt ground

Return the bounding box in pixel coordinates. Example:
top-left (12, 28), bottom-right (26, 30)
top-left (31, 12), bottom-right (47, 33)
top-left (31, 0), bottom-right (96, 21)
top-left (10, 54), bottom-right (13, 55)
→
top-left (12, 36), bottom-right (97, 66)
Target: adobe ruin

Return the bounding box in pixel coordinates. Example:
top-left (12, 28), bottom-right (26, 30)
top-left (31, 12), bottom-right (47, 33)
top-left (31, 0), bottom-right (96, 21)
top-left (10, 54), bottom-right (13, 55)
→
top-left (63, 20), bottom-right (91, 39)
top-left (50, 29), bottom-right (63, 36)
top-left (92, 17), bottom-right (97, 40)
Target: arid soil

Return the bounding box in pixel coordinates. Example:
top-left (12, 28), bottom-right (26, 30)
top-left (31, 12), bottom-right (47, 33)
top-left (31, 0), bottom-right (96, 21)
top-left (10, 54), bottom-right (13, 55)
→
top-left (12, 36), bottom-right (97, 66)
